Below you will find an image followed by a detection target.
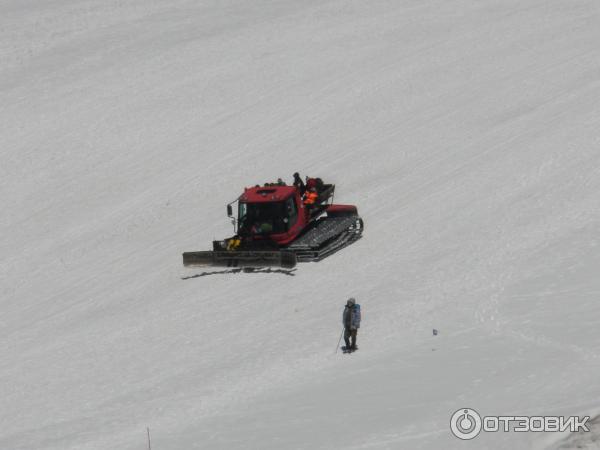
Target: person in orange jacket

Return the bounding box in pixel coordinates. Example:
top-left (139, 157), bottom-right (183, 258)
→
top-left (303, 187), bottom-right (318, 205)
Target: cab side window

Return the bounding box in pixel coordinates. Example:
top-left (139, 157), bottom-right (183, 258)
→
top-left (286, 198), bottom-right (298, 230)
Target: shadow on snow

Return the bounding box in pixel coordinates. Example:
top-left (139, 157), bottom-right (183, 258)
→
top-left (181, 268), bottom-right (296, 279)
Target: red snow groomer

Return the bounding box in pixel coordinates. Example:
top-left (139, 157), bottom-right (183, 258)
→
top-left (183, 176), bottom-right (363, 269)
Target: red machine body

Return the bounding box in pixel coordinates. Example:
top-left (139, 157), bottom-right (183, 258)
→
top-left (183, 178), bottom-right (363, 269)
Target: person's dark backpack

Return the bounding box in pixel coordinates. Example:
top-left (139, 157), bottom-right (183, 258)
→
top-left (352, 304), bottom-right (361, 328)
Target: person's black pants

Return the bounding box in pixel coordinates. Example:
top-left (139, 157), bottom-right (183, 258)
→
top-left (344, 328), bottom-right (357, 349)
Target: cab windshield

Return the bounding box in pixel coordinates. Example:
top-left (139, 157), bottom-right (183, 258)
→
top-left (239, 198), bottom-right (297, 235)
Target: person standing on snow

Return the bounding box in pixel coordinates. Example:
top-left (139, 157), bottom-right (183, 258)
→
top-left (343, 298), bottom-right (361, 352)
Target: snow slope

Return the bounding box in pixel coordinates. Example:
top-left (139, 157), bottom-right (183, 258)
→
top-left (2, 1), bottom-right (600, 449)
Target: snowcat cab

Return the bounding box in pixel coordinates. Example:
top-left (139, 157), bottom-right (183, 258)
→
top-left (235, 186), bottom-right (301, 241)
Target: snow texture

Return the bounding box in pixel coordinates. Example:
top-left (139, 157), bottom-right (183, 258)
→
top-left (2, 1), bottom-right (600, 449)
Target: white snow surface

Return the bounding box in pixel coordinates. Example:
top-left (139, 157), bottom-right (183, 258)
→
top-left (2, 1), bottom-right (600, 449)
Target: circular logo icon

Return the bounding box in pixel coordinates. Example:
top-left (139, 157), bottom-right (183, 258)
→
top-left (450, 408), bottom-right (482, 440)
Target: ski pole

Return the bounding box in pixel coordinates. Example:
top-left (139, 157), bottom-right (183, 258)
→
top-left (335, 327), bottom-right (344, 354)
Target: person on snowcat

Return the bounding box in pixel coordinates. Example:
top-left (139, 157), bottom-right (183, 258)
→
top-left (303, 187), bottom-right (318, 205)
top-left (293, 172), bottom-right (305, 194)
top-left (301, 176), bottom-right (323, 204)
